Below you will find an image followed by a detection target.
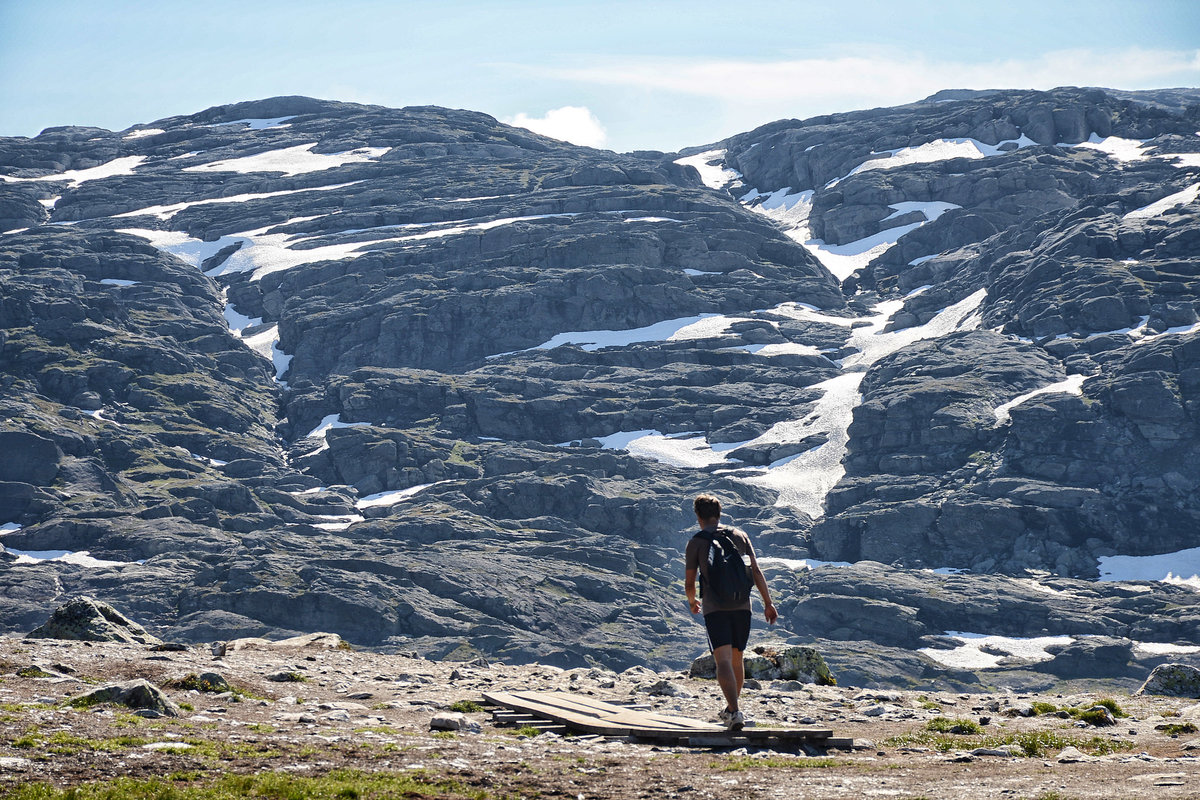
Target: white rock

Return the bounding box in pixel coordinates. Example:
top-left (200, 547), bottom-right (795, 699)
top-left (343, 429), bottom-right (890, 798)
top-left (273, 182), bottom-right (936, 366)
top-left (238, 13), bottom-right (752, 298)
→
top-left (431, 711), bottom-right (469, 731)
top-left (320, 709), bottom-right (352, 722)
top-left (862, 704), bottom-right (898, 717)
top-left (971, 747), bottom-right (1014, 757)
top-left (1056, 746), bottom-right (1094, 763)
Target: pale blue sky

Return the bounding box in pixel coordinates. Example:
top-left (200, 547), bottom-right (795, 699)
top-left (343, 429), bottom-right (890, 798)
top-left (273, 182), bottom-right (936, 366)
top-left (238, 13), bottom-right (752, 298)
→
top-left (1, 0), bottom-right (1198, 152)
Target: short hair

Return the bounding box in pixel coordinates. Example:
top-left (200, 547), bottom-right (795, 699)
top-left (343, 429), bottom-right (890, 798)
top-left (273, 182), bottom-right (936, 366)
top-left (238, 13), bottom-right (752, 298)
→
top-left (694, 494), bottom-right (721, 521)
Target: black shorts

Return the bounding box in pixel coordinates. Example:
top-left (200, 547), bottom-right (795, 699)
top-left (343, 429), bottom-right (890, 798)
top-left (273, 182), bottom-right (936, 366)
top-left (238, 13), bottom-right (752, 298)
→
top-left (704, 609), bottom-right (751, 651)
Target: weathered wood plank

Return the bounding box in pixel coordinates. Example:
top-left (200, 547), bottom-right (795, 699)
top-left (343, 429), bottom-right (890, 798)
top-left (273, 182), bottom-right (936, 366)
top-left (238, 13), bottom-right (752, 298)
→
top-left (482, 690), bottom-right (837, 745)
top-left (484, 690), bottom-right (721, 734)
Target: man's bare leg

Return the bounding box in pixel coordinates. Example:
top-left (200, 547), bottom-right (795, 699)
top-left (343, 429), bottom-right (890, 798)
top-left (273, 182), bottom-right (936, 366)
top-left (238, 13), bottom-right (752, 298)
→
top-left (713, 644), bottom-right (739, 713)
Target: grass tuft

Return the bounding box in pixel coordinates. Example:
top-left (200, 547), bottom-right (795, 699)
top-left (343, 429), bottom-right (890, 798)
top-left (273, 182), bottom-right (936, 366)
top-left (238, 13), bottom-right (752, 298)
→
top-left (925, 717), bottom-right (983, 735)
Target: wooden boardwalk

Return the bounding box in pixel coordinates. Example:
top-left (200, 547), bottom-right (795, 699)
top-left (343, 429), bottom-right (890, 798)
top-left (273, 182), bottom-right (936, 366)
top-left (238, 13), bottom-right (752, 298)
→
top-left (483, 690), bottom-right (851, 748)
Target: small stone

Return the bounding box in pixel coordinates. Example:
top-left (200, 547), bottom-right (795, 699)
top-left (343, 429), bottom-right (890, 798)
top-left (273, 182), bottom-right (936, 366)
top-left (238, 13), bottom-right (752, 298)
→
top-left (637, 679), bottom-right (691, 698)
top-left (971, 748), bottom-right (1014, 757)
top-left (1056, 746), bottom-right (1092, 763)
top-left (431, 711), bottom-right (469, 731)
top-left (863, 704), bottom-right (898, 717)
top-left (142, 741), bottom-right (192, 750)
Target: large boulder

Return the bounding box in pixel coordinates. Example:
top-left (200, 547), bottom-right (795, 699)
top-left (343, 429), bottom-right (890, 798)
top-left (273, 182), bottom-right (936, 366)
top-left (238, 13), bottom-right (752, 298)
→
top-left (0, 431), bottom-right (62, 486)
top-left (689, 644), bottom-right (835, 685)
top-left (68, 679), bottom-right (182, 717)
top-left (1136, 663), bottom-right (1200, 697)
top-left (26, 596), bottom-right (162, 645)
top-left (1035, 636), bottom-right (1135, 678)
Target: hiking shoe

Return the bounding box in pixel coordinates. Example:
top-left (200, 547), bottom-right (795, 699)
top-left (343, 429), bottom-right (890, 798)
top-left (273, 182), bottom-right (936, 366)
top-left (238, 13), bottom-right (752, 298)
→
top-left (716, 707), bottom-right (734, 725)
top-left (725, 710), bottom-right (745, 730)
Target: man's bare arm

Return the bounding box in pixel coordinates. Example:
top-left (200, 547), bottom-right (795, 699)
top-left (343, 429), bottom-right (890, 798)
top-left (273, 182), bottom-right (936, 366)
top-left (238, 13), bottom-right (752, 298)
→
top-left (685, 567), bottom-right (701, 614)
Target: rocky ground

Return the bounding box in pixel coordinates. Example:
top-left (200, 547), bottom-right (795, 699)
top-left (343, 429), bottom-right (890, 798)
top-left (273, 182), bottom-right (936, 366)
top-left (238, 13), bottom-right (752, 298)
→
top-left (2, 635), bottom-right (1200, 799)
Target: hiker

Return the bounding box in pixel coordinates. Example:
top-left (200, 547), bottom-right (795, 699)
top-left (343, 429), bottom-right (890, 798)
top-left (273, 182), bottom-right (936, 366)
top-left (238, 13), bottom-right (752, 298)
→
top-left (684, 494), bottom-right (777, 729)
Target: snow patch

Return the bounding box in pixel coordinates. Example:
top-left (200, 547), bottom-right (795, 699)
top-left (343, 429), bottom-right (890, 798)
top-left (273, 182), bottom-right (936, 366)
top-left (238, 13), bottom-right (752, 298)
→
top-left (737, 342), bottom-right (823, 358)
top-left (1164, 153), bottom-right (1200, 168)
top-left (745, 289), bottom-right (987, 517)
top-left (1124, 183), bottom-right (1200, 220)
top-left (1098, 547), bottom-right (1200, 590)
top-left (183, 144), bottom-right (388, 177)
top-left (801, 222), bottom-right (926, 282)
top-left (993, 374), bottom-right (1088, 424)
top-left (123, 128), bottom-right (165, 139)
top-left (758, 556), bottom-right (853, 571)
top-left (589, 430), bottom-right (728, 469)
top-left (113, 182), bottom-right (358, 221)
top-left (355, 482), bottom-right (446, 509)
top-left (1134, 642), bottom-right (1200, 657)
top-left (741, 190), bottom-right (954, 282)
top-left (241, 324), bottom-right (291, 380)
top-left (305, 414), bottom-right (371, 441)
top-left (213, 116), bottom-right (297, 130)
top-left (99, 278), bottom-right (138, 286)
top-left (0, 155), bottom-right (146, 187)
top-left (1069, 134), bottom-right (1148, 163)
top-left (310, 514), bottom-right (365, 532)
top-left (526, 314), bottom-right (736, 353)
top-left (841, 135), bottom-right (1037, 181)
top-left (674, 149), bottom-right (742, 190)
top-left (883, 201), bottom-right (960, 222)
top-left (7, 548), bottom-right (141, 568)
top-left (919, 633), bottom-right (1073, 670)
top-left (224, 303), bottom-right (262, 335)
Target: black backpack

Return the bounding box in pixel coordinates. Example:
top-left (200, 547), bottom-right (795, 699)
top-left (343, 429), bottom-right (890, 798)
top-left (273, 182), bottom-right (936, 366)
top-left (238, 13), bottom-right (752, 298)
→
top-left (697, 527), bottom-right (752, 606)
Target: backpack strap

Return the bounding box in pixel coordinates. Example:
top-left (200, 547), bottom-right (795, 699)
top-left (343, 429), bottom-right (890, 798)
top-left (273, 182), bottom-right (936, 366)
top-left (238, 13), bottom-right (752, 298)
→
top-left (698, 526), bottom-right (737, 551)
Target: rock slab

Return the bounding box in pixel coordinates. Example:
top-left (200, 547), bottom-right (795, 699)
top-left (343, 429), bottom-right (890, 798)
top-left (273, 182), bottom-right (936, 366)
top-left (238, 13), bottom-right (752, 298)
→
top-left (26, 596), bottom-right (162, 645)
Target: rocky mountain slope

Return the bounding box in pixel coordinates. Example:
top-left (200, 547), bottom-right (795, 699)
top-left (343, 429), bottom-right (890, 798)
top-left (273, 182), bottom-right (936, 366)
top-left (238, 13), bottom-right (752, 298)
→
top-left (1, 88), bottom-right (1199, 687)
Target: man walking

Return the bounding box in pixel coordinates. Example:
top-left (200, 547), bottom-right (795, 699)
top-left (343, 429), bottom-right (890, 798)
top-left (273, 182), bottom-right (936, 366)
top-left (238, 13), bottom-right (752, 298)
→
top-left (684, 494), bottom-right (777, 729)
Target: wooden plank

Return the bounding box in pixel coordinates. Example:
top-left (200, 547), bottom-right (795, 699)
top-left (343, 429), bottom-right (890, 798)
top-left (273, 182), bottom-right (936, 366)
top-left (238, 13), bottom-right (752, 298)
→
top-left (483, 690), bottom-right (840, 745)
top-left (491, 691), bottom-right (724, 731)
top-left (737, 727), bottom-right (833, 740)
top-left (538, 696), bottom-right (722, 731)
top-left (484, 691), bottom-right (641, 736)
top-left (484, 691), bottom-right (725, 735)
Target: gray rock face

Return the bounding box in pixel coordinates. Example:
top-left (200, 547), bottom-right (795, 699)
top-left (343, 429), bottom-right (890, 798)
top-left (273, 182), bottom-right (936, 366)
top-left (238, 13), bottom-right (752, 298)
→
top-left (26, 596), bottom-right (162, 645)
top-left (0, 88), bottom-right (1198, 687)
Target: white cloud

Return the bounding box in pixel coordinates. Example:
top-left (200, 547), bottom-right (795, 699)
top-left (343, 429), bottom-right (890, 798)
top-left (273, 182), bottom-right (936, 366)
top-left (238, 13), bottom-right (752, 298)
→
top-left (505, 106), bottom-right (608, 148)
top-left (540, 47), bottom-right (1200, 113)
